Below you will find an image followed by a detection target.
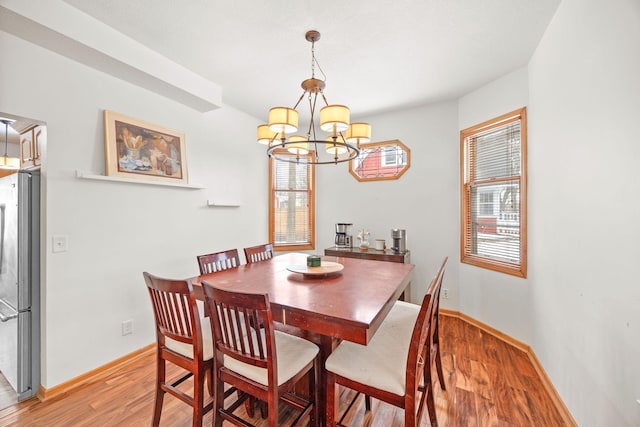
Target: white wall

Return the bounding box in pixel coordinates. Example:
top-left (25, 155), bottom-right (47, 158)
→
top-left (0, 30), bottom-right (267, 388)
top-left (527, 0), bottom-right (640, 425)
top-left (457, 67), bottom-right (534, 344)
top-left (456, 0), bottom-right (640, 424)
top-left (316, 101), bottom-right (460, 306)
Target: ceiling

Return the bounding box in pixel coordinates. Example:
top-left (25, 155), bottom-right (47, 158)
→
top-left (61, 0), bottom-right (560, 122)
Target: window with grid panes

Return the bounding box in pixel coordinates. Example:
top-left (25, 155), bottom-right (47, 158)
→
top-left (269, 150), bottom-right (315, 251)
top-left (381, 145), bottom-right (406, 167)
top-left (460, 108), bottom-right (527, 277)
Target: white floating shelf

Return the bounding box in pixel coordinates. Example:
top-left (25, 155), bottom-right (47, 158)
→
top-left (76, 170), bottom-right (205, 189)
top-left (207, 200), bottom-right (241, 207)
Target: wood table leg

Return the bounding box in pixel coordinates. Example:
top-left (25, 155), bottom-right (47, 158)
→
top-left (316, 335), bottom-right (338, 427)
top-left (275, 324), bottom-right (338, 426)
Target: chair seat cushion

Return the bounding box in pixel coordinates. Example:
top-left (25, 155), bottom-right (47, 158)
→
top-left (165, 317), bottom-right (214, 361)
top-left (224, 330), bottom-right (318, 386)
top-left (325, 300), bottom-right (420, 396)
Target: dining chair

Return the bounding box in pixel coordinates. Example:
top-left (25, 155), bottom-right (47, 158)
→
top-left (197, 248), bottom-right (241, 274)
top-left (325, 257), bottom-right (448, 427)
top-left (202, 282), bottom-right (320, 427)
top-left (143, 272), bottom-right (213, 427)
top-left (197, 248), bottom-right (265, 418)
top-left (426, 257), bottom-right (447, 394)
top-left (243, 243), bottom-right (274, 264)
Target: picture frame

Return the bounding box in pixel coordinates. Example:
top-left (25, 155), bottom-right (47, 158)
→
top-left (103, 110), bottom-right (188, 184)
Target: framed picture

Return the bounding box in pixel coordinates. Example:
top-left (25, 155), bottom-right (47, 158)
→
top-left (104, 110), bottom-right (188, 184)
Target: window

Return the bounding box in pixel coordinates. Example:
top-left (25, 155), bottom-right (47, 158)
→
top-left (478, 191), bottom-right (494, 216)
top-left (381, 145), bottom-right (406, 167)
top-left (269, 150), bottom-right (315, 251)
top-left (349, 140), bottom-right (411, 182)
top-left (460, 107), bottom-right (527, 277)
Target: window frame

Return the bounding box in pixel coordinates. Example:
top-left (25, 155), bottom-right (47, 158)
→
top-left (269, 149), bottom-right (315, 251)
top-left (349, 139), bottom-right (411, 182)
top-left (460, 107), bottom-right (527, 278)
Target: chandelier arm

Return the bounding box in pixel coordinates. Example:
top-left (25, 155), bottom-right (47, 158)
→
top-left (307, 92), bottom-right (318, 140)
top-left (320, 93), bottom-right (330, 107)
top-left (3, 122), bottom-right (8, 158)
top-left (292, 91), bottom-right (307, 111)
top-left (338, 130), bottom-right (349, 145)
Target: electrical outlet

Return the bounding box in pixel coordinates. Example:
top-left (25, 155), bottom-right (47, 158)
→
top-left (443, 288), bottom-right (449, 299)
top-left (122, 319), bottom-right (133, 336)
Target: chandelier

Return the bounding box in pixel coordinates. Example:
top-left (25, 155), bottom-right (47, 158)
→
top-left (258, 30), bottom-right (371, 164)
top-left (0, 118), bottom-right (20, 170)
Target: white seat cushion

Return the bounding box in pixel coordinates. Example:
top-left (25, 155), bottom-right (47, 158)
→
top-left (325, 300), bottom-right (420, 396)
top-left (165, 317), bottom-right (214, 361)
top-left (223, 330), bottom-right (319, 386)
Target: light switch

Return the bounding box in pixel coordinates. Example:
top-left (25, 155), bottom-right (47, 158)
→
top-left (52, 235), bottom-right (68, 253)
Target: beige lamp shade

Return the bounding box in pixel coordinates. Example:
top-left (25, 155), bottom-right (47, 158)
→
top-left (325, 135), bottom-right (348, 155)
top-left (257, 124), bottom-right (278, 145)
top-left (320, 105), bottom-right (350, 132)
top-left (346, 122), bottom-right (371, 143)
top-left (269, 107), bottom-right (298, 134)
top-left (287, 135), bottom-right (309, 155)
top-left (0, 155), bottom-right (20, 169)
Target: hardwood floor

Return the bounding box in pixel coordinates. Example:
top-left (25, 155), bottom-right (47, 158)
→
top-left (0, 316), bottom-right (567, 426)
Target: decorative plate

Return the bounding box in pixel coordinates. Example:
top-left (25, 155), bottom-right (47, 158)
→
top-left (286, 261), bottom-right (344, 276)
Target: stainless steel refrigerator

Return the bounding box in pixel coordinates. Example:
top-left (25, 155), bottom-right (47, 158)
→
top-left (0, 170), bottom-right (40, 401)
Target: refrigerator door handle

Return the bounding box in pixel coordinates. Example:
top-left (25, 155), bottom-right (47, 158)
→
top-left (0, 297), bottom-right (18, 322)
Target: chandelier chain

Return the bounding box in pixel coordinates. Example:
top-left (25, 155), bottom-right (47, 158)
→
top-left (311, 39), bottom-right (316, 79)
top-left (310, 38), bottom-right (327, 83)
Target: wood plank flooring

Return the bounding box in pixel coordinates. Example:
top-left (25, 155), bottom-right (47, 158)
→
top-left (0, 316), bottom-right (567, 426)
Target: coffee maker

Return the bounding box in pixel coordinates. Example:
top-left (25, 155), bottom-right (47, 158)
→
top-left (335, 223), bottom-right (353, 248)
top-left (391, 228), bottom-right (407, 253)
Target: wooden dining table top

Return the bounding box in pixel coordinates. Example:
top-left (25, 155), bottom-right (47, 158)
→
top-left (191, 252), bottom-right (414, 346)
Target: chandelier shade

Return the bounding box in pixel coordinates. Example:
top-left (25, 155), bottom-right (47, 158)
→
top-left (257, 124), bottom-right (278, 145)
top-left (287, 135), bottom-right (310, 155)
top-left (326, 135), bottom-right (348, 155)
top-left (261, 30), bottom-right (371, 165)
top-left (346, 122), bottom-right (371, 144)
top-left (320, 105), bottom-right (350, 133)
top-left (0, 156), bottom-right (20, 169)
top-left (268, 107), bottom-right (298, 134)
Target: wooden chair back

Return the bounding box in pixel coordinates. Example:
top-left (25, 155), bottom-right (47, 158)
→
top-left (197, 248), bottom-right (241, 274)
top-left (144, 272), bottom-right (204, 360)
top-left (243, 243), bottom-right (274, 264)
top-left (202, 283), bottom-right (319, 427)
top-left (406, 256), bottom-right (447, 426)
top-left (142, 272), bottom-right (213, 427)
top-left (429, 257), bottom-right (447, 393)
top-left (206, 286), bottom-right (276, 378)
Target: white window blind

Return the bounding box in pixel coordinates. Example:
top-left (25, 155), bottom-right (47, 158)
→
top-left (461, 108), bottom-right (527, 277)
top-left (270, 152), bottom-right (314, 249)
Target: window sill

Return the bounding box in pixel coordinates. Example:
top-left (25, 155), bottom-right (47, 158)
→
top-left (461, 255), bottom-right (526, 278)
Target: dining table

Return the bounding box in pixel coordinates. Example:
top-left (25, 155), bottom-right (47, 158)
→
top-left (191, 251), bottom-right (415, 425)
